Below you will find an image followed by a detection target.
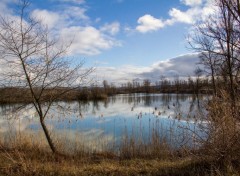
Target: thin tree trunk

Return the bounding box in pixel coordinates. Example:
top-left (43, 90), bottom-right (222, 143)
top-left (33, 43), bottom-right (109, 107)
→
top-left (40, 117), bottom-right (57, 153)
top-left (211, 70), bottom-right (217, 96)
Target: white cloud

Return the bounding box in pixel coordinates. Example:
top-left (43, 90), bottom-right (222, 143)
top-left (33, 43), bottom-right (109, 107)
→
top-left (31, 9), bottom-right (60, 29)
top-left (201, 0), bottom-right (216, 20)
top-left (167, 0), bottom-right (215, 26)
top-left (29, 5), bottom-right (120, 56)
top-left (0, 0), bottom-right (121, 57)
top-left (59, 26), bottom-right (121, 56)
top-left (181, 0), bottom-right (202, 7)
top-left (167, 8), bottom-right (195, 24)
top-left (136, 14), bottom-right (165, 33)
top-left (93, 66), bottom-right (150, 85)
top-left (136, 0), bottom-right (215, 33)
top-left (0, 0), bottom-right (16, 16)
top-left (100, 22), bottom-right (120, 35)
top-left (146, 53), bottom-right (201, 78)
top-left (93, 53), bottom-right (201, 84)
top-left (31, 5), bottom-right (89, 30)
top-left (63, 6), bottom-right (89, 22)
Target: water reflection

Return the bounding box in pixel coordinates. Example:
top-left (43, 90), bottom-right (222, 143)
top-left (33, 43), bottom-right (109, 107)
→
top-left (0, 94), bottom-right (208, 152)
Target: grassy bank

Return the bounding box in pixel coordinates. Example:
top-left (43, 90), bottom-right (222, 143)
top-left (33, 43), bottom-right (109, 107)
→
top-left (0, 146), bottom-right (212, 176)
top-left (0, 132), bottom-right (239, 176)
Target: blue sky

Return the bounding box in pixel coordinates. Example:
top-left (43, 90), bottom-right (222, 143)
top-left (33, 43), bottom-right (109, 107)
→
top-left (0, 0), bottom-right (214, 84)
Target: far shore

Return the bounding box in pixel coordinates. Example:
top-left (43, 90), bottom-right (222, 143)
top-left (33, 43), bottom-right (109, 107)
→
top-left (0, 86), bottom-right (211, 104)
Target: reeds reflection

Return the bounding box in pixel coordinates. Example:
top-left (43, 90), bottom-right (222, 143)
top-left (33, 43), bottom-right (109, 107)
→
top-left (0, 93), bottom-right (208, 153)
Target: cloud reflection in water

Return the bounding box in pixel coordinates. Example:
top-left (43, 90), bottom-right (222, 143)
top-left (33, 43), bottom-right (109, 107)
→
top-left (0, 94), bottom-right (208, 151)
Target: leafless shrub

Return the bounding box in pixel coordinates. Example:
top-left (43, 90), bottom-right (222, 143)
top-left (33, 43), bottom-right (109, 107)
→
top-left (0, 0), bottom-right (93, 154)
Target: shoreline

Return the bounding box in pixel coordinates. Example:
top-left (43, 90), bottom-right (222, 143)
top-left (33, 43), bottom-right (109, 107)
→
top-left (0, 87), bottom-right (210, 104)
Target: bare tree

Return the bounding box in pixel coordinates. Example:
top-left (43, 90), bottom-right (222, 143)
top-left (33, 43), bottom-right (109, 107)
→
top-left (187, 0), bottom-right (240, 168)
top-left (220, 0), bottom-right (240, 87)
top-left (103, 80), bottom-right (109, 94)
top-left (143, 79), bottom-right (151, 93)
top-left (189, 0), bottom-right (240, 105)
top-left (194, 67), bottom-right (204, 97)
top-left (0, 0), bottom-right (93, 154)
top-left (189, 33), bottom-right (219, 95)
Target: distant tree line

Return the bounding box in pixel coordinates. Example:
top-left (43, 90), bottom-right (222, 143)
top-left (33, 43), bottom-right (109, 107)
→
top-left (1, 73), bottom-right (232, 104)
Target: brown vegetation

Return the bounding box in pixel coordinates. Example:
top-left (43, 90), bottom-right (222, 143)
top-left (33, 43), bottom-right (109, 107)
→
top-left (0, 133), bottom-right (222, 176)
top-left (0, 0), bottom-right (240, 175)
top-left (187, 0), bottom-right (240, 173)
top-left (0, 87), bottom-right (108, 104)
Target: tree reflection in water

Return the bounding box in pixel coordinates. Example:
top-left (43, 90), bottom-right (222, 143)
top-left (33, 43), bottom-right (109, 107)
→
top-left (0, 93), bottom-right (208, 153)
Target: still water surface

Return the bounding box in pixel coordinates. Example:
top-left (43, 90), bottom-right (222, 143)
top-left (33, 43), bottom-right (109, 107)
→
top-left (0, 93), bottom-right (208, 152)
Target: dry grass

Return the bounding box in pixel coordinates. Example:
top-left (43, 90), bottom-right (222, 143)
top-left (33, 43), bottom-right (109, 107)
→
top-left (0, 133), bottom-right (237, 176)
top-left (0, 131), bottom-right (208, 176)
top-left (0, 146), bottom-right (211, 176)
top-left (192, 91), bottom-right (240, 170)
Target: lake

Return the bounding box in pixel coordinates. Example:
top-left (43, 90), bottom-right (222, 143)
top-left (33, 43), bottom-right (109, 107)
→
top-left (0, 93), bottom-right (208, 153)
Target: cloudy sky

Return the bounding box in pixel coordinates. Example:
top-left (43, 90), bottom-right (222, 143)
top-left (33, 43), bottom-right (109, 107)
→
top-left (0, 0), bottom-right (215, 84)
